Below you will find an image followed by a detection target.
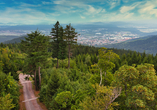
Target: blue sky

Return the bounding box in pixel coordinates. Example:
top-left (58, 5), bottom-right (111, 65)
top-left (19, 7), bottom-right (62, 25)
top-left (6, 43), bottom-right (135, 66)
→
top-left (0, 0), bottom-right (157, 25)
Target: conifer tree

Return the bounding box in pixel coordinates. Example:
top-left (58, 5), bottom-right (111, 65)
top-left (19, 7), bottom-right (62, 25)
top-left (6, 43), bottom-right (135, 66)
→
top-left (51, 21), bottom-right (65, 68)
top-left (147, 54), bottom-right (154, 64)
top-left (121, 54), bottom-right (128, 65)
top-left (137, 52), bottom-right (142, 65)
top-left (132, 51), bottom-right (138, 64)
top-left (21, 30), bottom-right (50, 90)
top-left (141, 51), bottom-right (147, 63)
top-left (64, 23), bottom-right (79, 68)
top-left (58, 26), bottom-right (67, 66)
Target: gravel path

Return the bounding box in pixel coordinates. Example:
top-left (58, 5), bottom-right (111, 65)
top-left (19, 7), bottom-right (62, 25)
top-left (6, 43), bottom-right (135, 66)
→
top-left (19, 74), bottom-right (43, 110)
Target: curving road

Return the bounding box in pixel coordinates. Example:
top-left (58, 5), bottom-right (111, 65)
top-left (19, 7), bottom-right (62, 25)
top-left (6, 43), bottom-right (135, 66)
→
top-left (19, 74), bottom-right (43, 110)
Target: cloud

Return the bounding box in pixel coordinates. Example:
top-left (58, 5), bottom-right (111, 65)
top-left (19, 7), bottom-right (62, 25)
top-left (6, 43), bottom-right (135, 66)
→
top-left (138, 0), bottom-right (157, 17)
top-left (107, 0), bottom-right (121, 9)
top-left (42, 1), bottom-right (53, 5)
top-left (122, 0), bottom-right (130, 3)
top-left (84, 5), bottom-right (106, 17)
top-left (20, 3), bottom-right (41, 7)
top-left (120, 2), bottom-right (142, 13)
top-left (0, 7), bottom-right (56, 25)
top-left (80, 15), bottom-right (85, 19)
top-left (124, 13), bottom-right (134, 18)
top-left (102, 9), bottom-right (106, 12)
top-left (53, 0), bottom-right (85, 7)
top-left (120, 6), bottom-right (135, 13)
top-left (1, 0), bottom-right (157, 25)
top-left (88, 5), bottom-right (97, 13)
top-left (53, 0), bottom-right (104, 17)
top-left (52, 0), bottom-right (87, 14)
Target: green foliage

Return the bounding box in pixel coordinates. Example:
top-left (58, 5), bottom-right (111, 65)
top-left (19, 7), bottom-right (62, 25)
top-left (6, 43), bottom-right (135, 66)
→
top-left (112, 63), bottom-right (157, 109)
top-left (39, 67), bottom-right (94, 110)
top-left (58, 26), bottom-right (67, 61)
top-left (39, 85), bottom-right (48, 102)
top-left (98, 47), bottom-right (120, 72)
top-left (51, 21), bottom-right (68, 68)
top-left (55, 91), bottom-right (73, 109)
top-left (21, 30), bottom-right (50, 90)
top-left (0, 47), bottom-right (23, 80)
top-left (80, 84), bottom-right (121, 110)
top-left (64, 23), bottom-right (79, 68)
top-left (47, 68), bottom-right (60, 97)
top-left (0, 94), bottom-right (15, 110)
top-left (0, 72), bottom-right (20, 110)
top-left (92, 47), bottom-right (119, 86)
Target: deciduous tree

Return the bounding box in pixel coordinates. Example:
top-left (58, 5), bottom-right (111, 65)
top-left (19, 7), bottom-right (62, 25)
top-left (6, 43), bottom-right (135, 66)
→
top-left (112, 63), bottom-right (157, 109)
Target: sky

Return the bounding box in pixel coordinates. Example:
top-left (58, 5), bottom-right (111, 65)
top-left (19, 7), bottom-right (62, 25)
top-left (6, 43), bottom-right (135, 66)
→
top-left (0, 0), bottom-right (157, 25)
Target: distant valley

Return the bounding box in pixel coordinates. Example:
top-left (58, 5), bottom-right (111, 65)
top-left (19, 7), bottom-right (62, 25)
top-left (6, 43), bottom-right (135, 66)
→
top-left (1, 22), bottom-right (157, 55)
top-left (1, 22), bottom-right (157, 45)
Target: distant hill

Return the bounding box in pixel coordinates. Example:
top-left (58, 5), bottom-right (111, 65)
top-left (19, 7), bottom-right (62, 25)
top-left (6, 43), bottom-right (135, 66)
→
top-left (3, 35), bottom-right (27, 44)
top-left (2, 33), bottom-right (157, 55)
top-left (0, 35), bottom-right (21, 43)
top-left (104, 35), bottom-right (157, 55)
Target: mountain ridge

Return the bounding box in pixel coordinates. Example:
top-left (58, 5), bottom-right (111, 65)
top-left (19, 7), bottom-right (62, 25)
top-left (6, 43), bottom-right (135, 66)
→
top-left (104, 35), bottom-right (157, 55)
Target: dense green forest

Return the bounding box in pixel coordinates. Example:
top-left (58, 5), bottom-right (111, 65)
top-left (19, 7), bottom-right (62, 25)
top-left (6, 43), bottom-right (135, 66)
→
top-left (1, 21), bottom-right (157, 110)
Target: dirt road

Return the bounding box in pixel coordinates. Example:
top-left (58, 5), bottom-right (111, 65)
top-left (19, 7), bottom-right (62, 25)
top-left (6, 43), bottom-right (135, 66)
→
top-left (19, 74), bottom-right (43, 110)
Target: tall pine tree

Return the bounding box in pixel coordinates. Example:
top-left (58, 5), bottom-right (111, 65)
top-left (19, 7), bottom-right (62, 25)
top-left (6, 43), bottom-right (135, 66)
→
top-left (51, 21), bottom-right (62, 68)
top-left (64, 23), bottom-right (79, 68)
top-left (58, 26), bottom-right (67, 67)
top-left (21, 30), bottom-right (50, 90)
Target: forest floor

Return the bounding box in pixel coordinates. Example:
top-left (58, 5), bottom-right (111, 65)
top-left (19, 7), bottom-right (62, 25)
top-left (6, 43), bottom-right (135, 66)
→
top-left (19, 72), bottom-right (47, 110)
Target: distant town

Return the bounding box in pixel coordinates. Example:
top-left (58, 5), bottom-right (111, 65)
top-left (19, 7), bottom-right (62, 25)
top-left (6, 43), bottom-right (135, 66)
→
top-left (77, 29), bottom-right (139, 46)
top-left (0, 28), bottom-right (139, 46)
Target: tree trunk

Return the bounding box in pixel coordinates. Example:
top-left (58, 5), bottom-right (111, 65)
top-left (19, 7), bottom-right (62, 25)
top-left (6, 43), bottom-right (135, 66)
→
top-left (99, 69), bottom-right (102, 86)
top-left (68, 44), bottom-right (71, 69)
top-left (38, 66), bottom-right (41, 89)
top-left (34, 70), bottom-right (37, 90)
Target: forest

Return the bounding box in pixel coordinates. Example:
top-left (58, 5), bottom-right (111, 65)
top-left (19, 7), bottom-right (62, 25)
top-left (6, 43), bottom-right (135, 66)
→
top-left (1, 21), bottom-right (157, 110)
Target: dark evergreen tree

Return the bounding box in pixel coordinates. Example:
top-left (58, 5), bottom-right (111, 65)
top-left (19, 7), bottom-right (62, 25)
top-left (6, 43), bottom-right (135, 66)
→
top-left (153, 54), bottom-right (157, 71)
top-left (121, 54), bottom-right (128, 65)
top-left (141, 51), bottom-right (147, 63)
top-left (132, 51), bottom-right (138, 64)
top-left (147, 54), bottom-right (154, 64)
top-left (21, 30), bottom-right (50, 90)
top-left (58, 26), bottom-right (67, 67)
top-left (137, 52), bottom-right (142, 65)
top-left (51, 21), bottom-right (61, 68)
top-left (64, 23), bottom-right (79, 68)
top-left (126, 52), bottom-right (132, 65)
